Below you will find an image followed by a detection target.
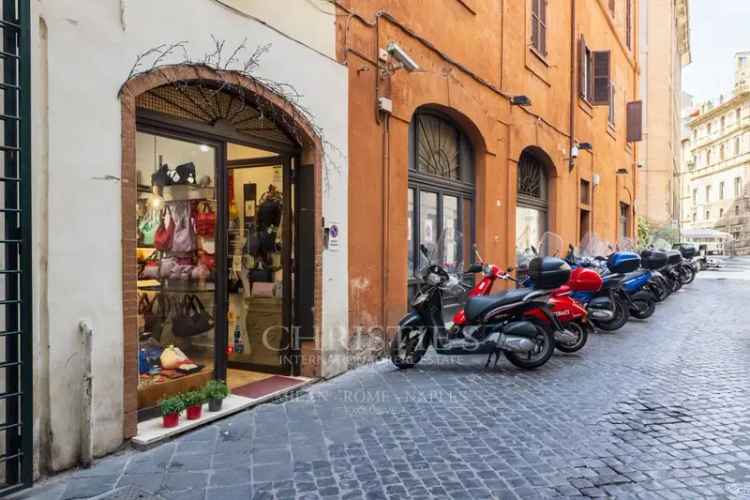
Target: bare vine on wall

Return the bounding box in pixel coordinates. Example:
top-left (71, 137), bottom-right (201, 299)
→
top-left (122, 37), bottom-right (344, 190)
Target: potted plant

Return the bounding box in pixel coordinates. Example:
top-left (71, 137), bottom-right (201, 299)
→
top-left (182, 390), bottom-right (205, 420)
top-left (160, 395), bottom-right (185, 428)
top-left (205, 379), bottom-right (229, 412)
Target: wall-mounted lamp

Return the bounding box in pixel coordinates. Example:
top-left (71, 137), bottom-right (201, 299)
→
top-left (511, 95), bottom-right (532, 106)
top-left (578, 142), bottom-right (593, 151)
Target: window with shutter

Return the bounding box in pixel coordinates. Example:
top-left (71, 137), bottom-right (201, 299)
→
top-left (530, 0), bottom-right (548, 56)
top-left (626, 0), bottom-right (632, 49)
top-left (592, 51), bottom-right (611, 105)
top-left (626, 101), bottom-right (643, 142)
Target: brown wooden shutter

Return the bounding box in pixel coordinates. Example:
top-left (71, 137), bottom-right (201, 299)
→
top-left (626, 101), bottom-right (643, 142)
top-left (578, 36), bottom-right (587, 98)
top-left (592, 51), bottom-right (611, 105)
top-left (626, 0), bottom-right (632, 49)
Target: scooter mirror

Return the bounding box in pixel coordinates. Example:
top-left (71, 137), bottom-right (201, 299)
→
top-left (466, 263), bottom-right (483, 273)
top-left (419, 244), bottom-right (430, 259)
top-left (531, 245), bottom-right (538, 255)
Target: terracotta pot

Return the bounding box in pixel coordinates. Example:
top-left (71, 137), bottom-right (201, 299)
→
top-left (208, 398), bottom-right (223, 412)
top-left (162, 412), bottom-right (179, 428)
top-left (186, 404), bottom-right (203, 420)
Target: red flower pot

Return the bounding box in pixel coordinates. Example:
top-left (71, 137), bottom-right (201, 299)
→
top-left (186, 404), bottom-right (202, 420)
top-left (162, 412), bottom-right (179, 428)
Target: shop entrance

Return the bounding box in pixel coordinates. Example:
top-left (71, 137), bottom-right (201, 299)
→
top-left (132, 81), bottom-right (312, 420)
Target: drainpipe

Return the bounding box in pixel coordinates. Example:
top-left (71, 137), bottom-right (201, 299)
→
top-left (79, 320), bottom-right (93, 468)
top-left (569, 0), bottom-right (577, 174)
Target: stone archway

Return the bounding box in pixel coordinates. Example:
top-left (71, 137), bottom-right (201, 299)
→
top-left (119, 65), bottom-right (324, 437)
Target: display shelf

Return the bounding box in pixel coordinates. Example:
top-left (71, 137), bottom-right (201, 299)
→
top-left (138, 279), bottom-right (215, 293)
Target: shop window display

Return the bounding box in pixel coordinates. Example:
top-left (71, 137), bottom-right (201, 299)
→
top-left (135, 131), bottom-right (217, 412)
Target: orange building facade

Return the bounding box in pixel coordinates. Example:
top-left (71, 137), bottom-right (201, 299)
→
top-left (336, 0), bottom-right (640, 334)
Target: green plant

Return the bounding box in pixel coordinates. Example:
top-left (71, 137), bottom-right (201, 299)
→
top-left (637, 216), bottom-right (651, 248)
top-left (205, 379), bottom-right (229, 400)
top-left (180, 389), bottom-right (206, 407)
top-left (159, 395), bottom-right (186, 416)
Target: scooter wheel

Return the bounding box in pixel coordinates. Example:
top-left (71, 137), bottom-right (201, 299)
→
top-left (630, 298), bottom-right (655, 320)
top-left (504, 320), bottom-right (555, 369)
top-left (555, 321), bottom-right (588, 353)
top-left (591, 298), bottom-right (630, 331)
top-left (390, 327), bottom-right (428, 369)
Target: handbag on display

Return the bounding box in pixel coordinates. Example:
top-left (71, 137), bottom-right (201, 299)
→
top-left (171, 201), bottom-right (196, 253)
top-left (228, 270), bottom-right (243, 294)
top-left (151, 164), bottom-right (170, 187)
top-left (175, 162), bottom-right (197, 185)
top-left (194, 201), bottom-right (216, 236)
top-left (257, 191), bottom-right (282, 230)
top-left (154, 207), bottom-right (175, 251)
top-left (138, 294), bottom-right (164, 339)
top-left (191, 263), bottom-right (211, 281)
top-left (159, 255), bottom-right (177, 279)
top-left (198, 250), bottom-right (215, 270)
top-left (139, 252), bottom-right (160, 280)
top-left (138, 212), bottom-right (158, 247)
top-left (172, 295), bottom-right (213, 338)
top-left (160, 345), bottom-right (190, 369)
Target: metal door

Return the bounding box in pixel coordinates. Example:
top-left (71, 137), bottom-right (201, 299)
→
top-left (0, 0), bottom-right (32, 494)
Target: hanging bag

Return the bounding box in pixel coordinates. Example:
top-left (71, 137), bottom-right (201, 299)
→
top-left (194, 201), bottom-right (216, 237)
top-left (175, 162), bottom-right (197, 185)
top-left (138, 212), bottom-right (158, 247)
top-left (172, 295), bottom-right (213, 338)
top-left (171, 201), bottom-right (196, 253)
top-left (139, 251), bottom-right (161, 280)
top-left (154, 207), bottom-right (175, 251)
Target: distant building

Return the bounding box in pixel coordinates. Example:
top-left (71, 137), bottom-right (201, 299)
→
top-left (638, 0), bottom-right (691, 229)
top-left (683, 53), bottom-right (750, 255)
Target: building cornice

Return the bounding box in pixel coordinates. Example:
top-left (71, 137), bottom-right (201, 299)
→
top-left (688, 92), bottom-right (750, 128)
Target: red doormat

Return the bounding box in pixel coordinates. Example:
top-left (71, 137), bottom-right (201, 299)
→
top-left (232, 375), bottom-right (306, 399)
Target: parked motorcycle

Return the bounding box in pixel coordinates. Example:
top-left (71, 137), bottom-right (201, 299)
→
top-left (391, 235), bottom-right (567, 370)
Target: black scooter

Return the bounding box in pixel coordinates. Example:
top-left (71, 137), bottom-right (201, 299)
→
top-left (391, 245), bottom-right (562, 370)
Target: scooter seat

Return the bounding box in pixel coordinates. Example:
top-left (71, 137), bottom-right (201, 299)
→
top-left (464, 288), bottom-right (533, 323)
top-left (601, 273), bottom-right (624, 290)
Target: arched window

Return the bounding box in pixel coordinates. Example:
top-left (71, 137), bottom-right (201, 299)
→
top-left (516, 150), bottom-right (549, 266)
top-left (408, 111), bottom-right (474, 293)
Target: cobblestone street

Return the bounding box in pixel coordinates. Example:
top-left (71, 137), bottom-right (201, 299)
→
top-left (18, 258), bottom-right (750, 500)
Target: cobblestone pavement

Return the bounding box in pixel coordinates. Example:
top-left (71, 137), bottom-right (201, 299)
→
top-left (16, 258), bottom-right (750, 499)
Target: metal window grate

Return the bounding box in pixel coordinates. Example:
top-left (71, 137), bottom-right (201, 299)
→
top-left (0, 0), bottom-right (32, 494)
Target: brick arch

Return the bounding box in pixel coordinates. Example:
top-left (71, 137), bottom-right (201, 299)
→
top-left (119, 65), bottom-right (323, 437)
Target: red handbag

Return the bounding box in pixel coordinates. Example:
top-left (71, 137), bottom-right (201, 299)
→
top-left (198, 250), bottom-right (215, 270)
top-left (154, 208), bottom-right (174, 251)
top-left (195, 201), bottom-right (216, 237)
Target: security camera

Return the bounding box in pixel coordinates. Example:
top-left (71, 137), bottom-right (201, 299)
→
top-left (570, 145), bottom-right (580, 159)
top-left (386, 42), bottom-right (420, 72)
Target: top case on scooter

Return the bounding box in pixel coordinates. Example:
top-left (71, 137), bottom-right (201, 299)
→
top-left (606, 252), bottom-right (641, 274)
top-left (528, 257), bottom-right (571, 289)
top-left (569, 267), bottom-right (603, 292)
top-left (640, 250), bottom-right (668, 270)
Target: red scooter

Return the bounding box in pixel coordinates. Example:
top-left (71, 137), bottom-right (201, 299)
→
top-left (452, 254), bottom-right (594, 356)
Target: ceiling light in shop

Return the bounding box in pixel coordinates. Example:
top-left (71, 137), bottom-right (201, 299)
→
top-left (199, 144), bottom-right (210, 153)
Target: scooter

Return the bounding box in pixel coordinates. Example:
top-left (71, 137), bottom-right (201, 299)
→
top-left (391, 245), bottom-right (567, 370)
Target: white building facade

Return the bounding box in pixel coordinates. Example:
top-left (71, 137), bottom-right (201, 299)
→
top-left (24, 0), bottom-right (349, 481)
top-left (683, 54), bottom-right (750, 255)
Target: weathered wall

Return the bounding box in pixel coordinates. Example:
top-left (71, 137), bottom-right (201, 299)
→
top-left (340, 0), bottom-right (640, 335)
top-left (31, 0), bottom-right (348, 473)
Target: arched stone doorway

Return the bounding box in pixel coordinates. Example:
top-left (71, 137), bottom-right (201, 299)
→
top-left (515, 147), bottom-right (554, 268)
top-left (407, 107), bottom-right (475, 309)
top-left (120, 65), bottom-right (323, 436)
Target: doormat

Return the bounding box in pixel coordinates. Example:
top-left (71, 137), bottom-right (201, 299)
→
top-left (231, 375), bottom-right (306, 399)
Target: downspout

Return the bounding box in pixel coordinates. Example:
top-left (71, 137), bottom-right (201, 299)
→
top-left (569, 0), bottom-right (577, 174)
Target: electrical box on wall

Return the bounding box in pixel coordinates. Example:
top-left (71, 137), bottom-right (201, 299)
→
top-left (592, 174), bottom-right (601, 186)
top-left (378, 97), bottom-right (393, 114)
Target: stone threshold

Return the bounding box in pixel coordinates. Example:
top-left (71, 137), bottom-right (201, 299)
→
top-left (132, 376), bottom-right (313, 448)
